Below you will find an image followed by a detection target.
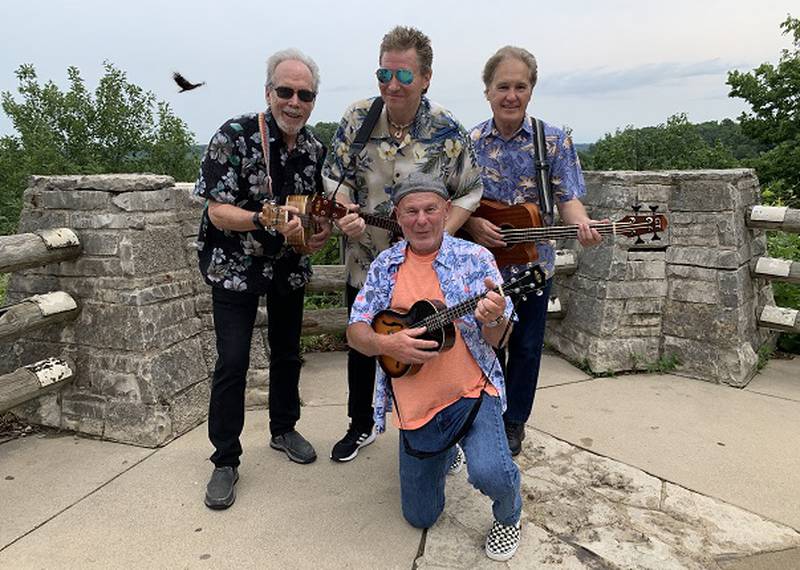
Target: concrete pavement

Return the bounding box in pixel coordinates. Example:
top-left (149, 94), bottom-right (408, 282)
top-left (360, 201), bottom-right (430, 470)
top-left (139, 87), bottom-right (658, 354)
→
top-left (1, 352), bottom-right (799, 568)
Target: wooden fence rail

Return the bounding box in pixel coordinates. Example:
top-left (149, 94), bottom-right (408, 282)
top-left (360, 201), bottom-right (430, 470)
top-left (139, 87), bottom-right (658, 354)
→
top-left (0, 358), bottom-right (75, 413)
top-left (0, 228), bottom-right (81, 273)
top-left (746, 206), bottom-right (800, 233)
top-left (0, 292), bottom-right (79, 343)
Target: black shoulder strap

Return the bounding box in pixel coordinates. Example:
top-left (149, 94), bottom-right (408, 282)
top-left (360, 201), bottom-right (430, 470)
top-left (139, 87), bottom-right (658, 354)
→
top-left (331, 97), bottom-right (384, 201)
top-left (351, 97), bottom-right (384, 157)
top-left (531, 116), bottom-right (553, 219)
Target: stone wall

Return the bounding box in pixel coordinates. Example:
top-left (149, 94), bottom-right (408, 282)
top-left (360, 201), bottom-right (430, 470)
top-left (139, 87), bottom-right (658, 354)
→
top-left (546, 169), bottom-right (776, 386)
top-left (2, 171), bottom-right (777, 445)
top-left (0, 174), bottom-right (274, 446)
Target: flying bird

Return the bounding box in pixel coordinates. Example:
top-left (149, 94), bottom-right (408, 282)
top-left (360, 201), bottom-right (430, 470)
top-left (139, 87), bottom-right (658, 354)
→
top-left (173, 72), bottom-right (205, 92)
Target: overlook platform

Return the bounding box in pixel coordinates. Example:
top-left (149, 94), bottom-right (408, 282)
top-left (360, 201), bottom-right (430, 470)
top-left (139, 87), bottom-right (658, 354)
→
top-left (1, 352), bottom-right (799, 569)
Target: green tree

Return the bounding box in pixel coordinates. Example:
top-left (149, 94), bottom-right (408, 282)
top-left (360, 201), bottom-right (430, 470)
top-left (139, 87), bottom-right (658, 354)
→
top-left (310, 121), bottom-right (339, 151)
top-left (0, 62), bottom-right (198, 235)
top-left (728, 15), bottom-right (800, 207)
top-left (586, 113), bottom-right (739, 171)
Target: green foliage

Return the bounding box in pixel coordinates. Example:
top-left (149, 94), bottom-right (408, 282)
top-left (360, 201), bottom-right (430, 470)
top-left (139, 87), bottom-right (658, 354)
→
top-left (728, 15), bottom-right (800, 207)
top-left (309, 121), bottom-right (338, 151)
top-left (0, 273), bottom-right (8, 305)
top-left (757, 344), bottom-right (775, 371)
top-left (766, 232), bottom-right (800, 353)
top-left (583, 113), bottom-right (740, 171)
top-left (0, 62), bottom-right (198, 235)
top-left (629, 352), bottom-right (681, 374)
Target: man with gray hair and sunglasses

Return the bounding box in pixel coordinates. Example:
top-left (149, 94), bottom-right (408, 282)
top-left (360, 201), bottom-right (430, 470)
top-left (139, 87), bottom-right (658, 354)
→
top-left (323, 25), bottom-right (483, 463)
top-left (195, 48), bottom-right (331, 510)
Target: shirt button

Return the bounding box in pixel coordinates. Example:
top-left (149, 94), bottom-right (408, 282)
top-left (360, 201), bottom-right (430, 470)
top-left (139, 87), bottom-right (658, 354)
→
top-left (394, 172), bottom-right (400, 178)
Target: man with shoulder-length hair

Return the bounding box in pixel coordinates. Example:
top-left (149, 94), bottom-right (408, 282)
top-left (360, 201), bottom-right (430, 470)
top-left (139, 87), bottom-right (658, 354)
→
top-left (466, 45), bottom-right (602, 456)
top-left (195, 48), bottom-right (331, 509)
top-left (324, 26), bottom-right (483, 463)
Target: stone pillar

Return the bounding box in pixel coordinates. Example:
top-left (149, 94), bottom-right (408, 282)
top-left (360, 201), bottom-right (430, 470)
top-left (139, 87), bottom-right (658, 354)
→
top-left (546, 169), bottom-right (775, 387)
top-left (1, 174), bottom-right (269, 446)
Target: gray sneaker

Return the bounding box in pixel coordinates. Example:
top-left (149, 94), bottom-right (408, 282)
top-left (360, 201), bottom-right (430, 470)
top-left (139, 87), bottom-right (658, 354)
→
top-left (270, 430), bottom-right (317, 464)
top-left (204, 466), bottom-right (238, 510)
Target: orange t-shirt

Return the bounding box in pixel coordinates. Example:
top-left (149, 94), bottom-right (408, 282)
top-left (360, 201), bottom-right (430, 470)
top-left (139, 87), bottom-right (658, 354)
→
top-left (389, 248), bottom-right (497, 430)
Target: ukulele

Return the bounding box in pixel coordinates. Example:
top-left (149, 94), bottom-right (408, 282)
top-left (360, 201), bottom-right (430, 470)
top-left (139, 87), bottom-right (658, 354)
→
top-left (372, 265), bottom-right (546, 378)
top-left (260, 195), bottom-right (322, 254)
top-left (309, 194), bottom-right (402, 236)
top-left (462, 199), bottom-right (668, 267)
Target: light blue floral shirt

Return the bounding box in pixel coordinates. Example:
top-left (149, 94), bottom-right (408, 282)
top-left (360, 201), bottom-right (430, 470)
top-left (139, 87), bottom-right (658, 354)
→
top-left (470, 117), bottom-right (586, 278)
top-left (348, 233), bottom-right (514, 433)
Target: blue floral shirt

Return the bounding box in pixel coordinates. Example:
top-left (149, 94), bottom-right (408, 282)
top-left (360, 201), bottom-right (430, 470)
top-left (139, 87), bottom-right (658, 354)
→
top-left (348, 233), bottom-right (514, 433)
top-left (470, 117), bottom-right (586, 278)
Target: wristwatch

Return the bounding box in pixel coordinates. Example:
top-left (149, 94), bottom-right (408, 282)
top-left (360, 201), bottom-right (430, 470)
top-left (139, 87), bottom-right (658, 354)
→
top-left (252, 211), bottom-right (265, 230)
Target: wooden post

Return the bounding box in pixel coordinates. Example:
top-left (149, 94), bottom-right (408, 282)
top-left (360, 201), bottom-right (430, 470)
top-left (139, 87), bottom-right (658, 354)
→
top-left (758, 306), bottom-right (800, 333)
top-left (301, 307), bottom-right (348, 336)
top-left (753, 257), bottom-right (800, 285)
top-left (0, 229), bottom-right (81, 273)
top-left (0, 357), bottom-right (75, 413)
top-left (746, 206), bottom-right (800, 232)
top-left (0, 292), bottom-right (79, 342)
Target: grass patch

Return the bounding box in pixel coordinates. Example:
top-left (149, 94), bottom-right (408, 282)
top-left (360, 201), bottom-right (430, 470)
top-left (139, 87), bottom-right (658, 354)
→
top-left (0, 273), bottom-right (8, 305)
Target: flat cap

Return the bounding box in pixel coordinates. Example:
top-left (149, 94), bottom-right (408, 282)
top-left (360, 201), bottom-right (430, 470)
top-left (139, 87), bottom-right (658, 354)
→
top-left (391, 172), bottom-right (449, 205)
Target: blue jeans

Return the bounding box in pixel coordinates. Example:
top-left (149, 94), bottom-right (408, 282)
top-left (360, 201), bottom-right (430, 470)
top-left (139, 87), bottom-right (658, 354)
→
top-left (398, 393), bottom-right (521, 528)
top-left (498, 278), bottom-right (553, 425)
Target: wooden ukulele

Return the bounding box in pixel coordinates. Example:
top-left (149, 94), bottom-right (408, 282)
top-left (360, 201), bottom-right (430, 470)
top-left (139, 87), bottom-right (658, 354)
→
top-left (372, 265), bottom-right (546, 378)
top-left (462, 199), bottom-right (668, 267)
top-left (260, 195), bottom-right (320, 254)
top-left (309, 194), bottom-right (402, 236)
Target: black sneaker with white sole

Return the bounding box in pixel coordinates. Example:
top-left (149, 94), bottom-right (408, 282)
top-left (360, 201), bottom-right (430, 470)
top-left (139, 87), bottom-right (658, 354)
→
top-left (448, 444), bottom-right (465, 475)
top-left (485, 518), bottom-right (521, 561)
top-left (330, 425), bottom-right (376, 462)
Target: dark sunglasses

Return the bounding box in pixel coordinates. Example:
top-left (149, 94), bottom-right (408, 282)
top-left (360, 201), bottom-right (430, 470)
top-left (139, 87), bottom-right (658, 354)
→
top-left (376, 68), bottom-right (414, 85)
top-left (273, 86), bottom-right (316, 103)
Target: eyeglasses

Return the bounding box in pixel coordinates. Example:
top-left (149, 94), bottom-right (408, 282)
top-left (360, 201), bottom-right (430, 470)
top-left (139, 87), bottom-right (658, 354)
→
top-left (376, 68), bottom-right (414, 85)
top-left (273, 86), bottom-right (316, 103)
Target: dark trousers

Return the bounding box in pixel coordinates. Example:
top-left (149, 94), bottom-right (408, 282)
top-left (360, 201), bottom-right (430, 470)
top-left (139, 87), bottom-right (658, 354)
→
top-left (345, 283), bottom-right (376, 433)
top-left (497, 278), bottom-right (553, 426)
top-left (208, 284), bottom-right (305, 467)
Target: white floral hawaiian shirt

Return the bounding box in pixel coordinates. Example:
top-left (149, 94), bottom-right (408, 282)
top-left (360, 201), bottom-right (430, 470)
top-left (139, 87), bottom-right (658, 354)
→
top-left (324, 96), bottom-right (483, 289)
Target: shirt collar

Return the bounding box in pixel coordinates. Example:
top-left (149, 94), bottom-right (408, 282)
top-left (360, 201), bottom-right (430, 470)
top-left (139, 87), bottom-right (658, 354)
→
top-left (385, 231), bottom-right (456, 270)
top-left (487, 115), bottom-right (533, 141)
top-left (373, 96), bottom-right (434, 141)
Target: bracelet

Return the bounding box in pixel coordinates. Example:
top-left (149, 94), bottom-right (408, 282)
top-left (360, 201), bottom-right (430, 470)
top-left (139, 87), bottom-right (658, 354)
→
top-left (484, 314), bottom-right (506, 328)
top-left (252, 211), bottom-right (265, 230)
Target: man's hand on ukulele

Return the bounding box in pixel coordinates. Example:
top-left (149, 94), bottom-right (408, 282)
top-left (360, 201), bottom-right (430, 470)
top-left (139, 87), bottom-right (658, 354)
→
top-left (475, 277), bottom-right (506, 326)
top-left (308, 216), bottom-right (332, 252)
top-left (382, 326), bottom-right (439, 365)
top-left (463, 217), bottom-right (506, 248)
top-left (335, 204), bottom-right (366, 240)
top-left (267, 205), bottom-right (304, 240)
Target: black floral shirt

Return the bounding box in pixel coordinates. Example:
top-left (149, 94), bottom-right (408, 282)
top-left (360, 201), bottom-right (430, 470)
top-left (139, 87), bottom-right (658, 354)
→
top-left (194, 111), bottom-right (326, 295)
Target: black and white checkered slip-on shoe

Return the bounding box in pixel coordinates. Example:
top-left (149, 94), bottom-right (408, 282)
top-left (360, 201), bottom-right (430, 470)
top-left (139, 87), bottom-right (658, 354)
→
top-left (485, 518), bottom-right (521, 561)
top-left (448, 444), bottom-right (465, 475)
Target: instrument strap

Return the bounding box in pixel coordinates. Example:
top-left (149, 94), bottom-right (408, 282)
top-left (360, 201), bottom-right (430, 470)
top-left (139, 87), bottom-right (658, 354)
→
top-left (530, 116), bottom-right (554, 221)
top-left (332, 97), bottom-right (384, 201)
top-left (258, 112), bottom-right (274, 198)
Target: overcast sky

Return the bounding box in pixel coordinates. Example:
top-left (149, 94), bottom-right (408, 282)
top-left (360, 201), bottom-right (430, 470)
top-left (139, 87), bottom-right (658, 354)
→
top-left (1, 0), bottom-right (796, 143)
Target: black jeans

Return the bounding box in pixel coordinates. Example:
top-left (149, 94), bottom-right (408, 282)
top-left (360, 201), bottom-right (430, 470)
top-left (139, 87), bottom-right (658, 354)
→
top-left (208, 283), bottom-right (305, 467)
top-left (346, 283), bottom-right (376, 433)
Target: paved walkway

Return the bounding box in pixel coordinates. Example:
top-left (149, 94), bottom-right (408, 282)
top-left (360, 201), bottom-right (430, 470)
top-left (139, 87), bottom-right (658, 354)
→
top-left (1, 352), bottom-right (799, 569)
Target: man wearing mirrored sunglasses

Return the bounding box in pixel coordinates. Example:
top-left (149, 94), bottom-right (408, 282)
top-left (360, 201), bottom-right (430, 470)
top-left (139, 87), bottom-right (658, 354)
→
top-left (195, 48), bottom-right (331, 510)
top-left (323, 25), bottom-right (484, 463)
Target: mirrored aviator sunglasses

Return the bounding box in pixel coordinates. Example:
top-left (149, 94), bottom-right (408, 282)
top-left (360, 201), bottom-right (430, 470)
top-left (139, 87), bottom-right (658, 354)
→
top-left (376, 68), bottom-right (414, 85)
top-left (274, 86), bottom-right (316, 103)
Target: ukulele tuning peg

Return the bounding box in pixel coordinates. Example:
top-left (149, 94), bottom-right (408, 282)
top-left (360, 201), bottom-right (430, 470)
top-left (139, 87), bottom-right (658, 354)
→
top-left (535, 289), bottom-right (544, 297)
top-left (651, 233), bottom-right (661, 242)
top-left (520, 294), bottom-right (528, 302)
top-left (649, 205), bottom-right (659, 213)
top-left (631, 203), bottom-right (642, 213)
top-left (635, 236), bottom-right (645, 245)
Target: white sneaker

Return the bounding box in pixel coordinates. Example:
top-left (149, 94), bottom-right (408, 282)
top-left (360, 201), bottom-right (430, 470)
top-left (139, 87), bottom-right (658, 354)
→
top-left (485, 518), bottom-right (521, 561)
top-left (448, 444), bottom-right (465, 475)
